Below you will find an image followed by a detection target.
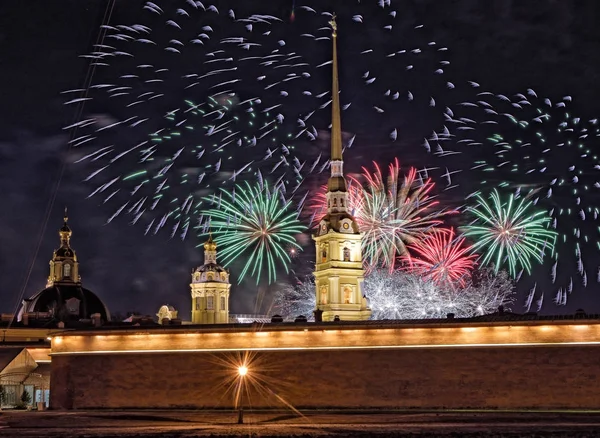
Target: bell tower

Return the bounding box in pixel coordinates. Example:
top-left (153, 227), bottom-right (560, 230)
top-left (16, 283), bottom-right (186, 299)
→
top-left (190, 234), bottom-right (231, 324)
top-left (312, 15), bottom-right (371, 321)
top-left (47, 208), bottom-right (81, 287)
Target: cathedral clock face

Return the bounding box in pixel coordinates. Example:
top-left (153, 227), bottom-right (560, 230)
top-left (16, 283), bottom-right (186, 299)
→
top-left (321, 224), bottom-right (327, 233)
top-left (342, 222), bottom-right (350, 230)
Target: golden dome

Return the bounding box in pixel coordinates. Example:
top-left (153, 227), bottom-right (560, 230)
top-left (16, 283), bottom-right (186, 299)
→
top-left (203, 233), bottom-right (217, 251)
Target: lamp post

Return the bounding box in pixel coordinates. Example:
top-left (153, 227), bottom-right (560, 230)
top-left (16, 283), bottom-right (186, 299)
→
top-left (237, 365), bottom-right (248, 424)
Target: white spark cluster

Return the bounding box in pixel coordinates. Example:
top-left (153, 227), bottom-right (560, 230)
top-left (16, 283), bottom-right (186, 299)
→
top-left (365, 268), bottom-right (515, 319)
top-left (274, 268), bottom-right (515, 321)
top-left (272, 276), bottom-right (316, 321)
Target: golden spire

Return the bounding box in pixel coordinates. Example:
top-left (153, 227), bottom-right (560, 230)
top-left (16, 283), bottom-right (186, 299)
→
top-left (59, 207), bottom-right (72, 245)
top-left (203, 232), bottom-right (217, 252)
top-left (329, 13), bottom-right (342, 162)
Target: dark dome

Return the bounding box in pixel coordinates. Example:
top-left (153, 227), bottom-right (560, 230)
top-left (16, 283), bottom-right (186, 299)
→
top-left (194, 263), bottom-right (227, 274)
top-left (55, 247), bottom-right (75, 258)
top-left (22, 285), bottom-right (110, 322)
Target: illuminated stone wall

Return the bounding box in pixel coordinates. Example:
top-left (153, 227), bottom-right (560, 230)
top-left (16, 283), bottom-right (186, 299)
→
top-left (50, 321), bottom-right (600, 409)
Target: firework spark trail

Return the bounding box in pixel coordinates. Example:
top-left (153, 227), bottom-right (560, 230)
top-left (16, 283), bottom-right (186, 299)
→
top-left (202, 181), bottom-right (305, 285)
top-left (430, 87), bottom-right (600, 300)
top-left (365, 268), bottom-right (515, 320)
top-left (272, 275), bottom-right (315, 321)
top-left (462, 189), bottom-right (557, 278)
top-left (402, 227), bottom-right (477, 288)
top-left (68, 0), bottom-right (473, 238)
top-left (312, 158), bottom-right (455, 272)
top-left (274, 268), bottom-right (515, 321)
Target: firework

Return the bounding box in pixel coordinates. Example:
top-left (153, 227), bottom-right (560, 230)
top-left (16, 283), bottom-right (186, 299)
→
top-left (272, 275), bottom-right (315, 321)
top-left (313, 158), bottom-right (455, 271)
top-left (402, 227), bottom-right (477, 288)
top-left (365, 268), bottom-right (515, 320)
top-left (462, 189), bottom-right (557, 278)
top-left (429, 88), bottom-right (600, 298)
top-left (202, 181), bottom-right (305, 285)
top-left (67, 1), bottom-right (471, 235)
top-left (274, 268), bottom-right (514, 321)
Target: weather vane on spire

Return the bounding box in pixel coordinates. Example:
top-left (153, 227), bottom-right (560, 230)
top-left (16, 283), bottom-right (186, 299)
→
top-left (64, 207), bottom-right (68, 223)
top-left (329, 13), bottom-right (337, 37)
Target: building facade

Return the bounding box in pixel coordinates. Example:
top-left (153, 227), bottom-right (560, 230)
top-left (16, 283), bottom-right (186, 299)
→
top-left (190, 235), bottom-right (231, 324)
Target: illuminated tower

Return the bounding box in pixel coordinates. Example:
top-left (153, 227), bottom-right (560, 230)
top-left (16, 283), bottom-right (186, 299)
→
top-left (313, 15), bottom-right (371, 321)
top-left (190, 234), bottom-right (231, 324)
top-left (47, 208), bottom-right (80, 287)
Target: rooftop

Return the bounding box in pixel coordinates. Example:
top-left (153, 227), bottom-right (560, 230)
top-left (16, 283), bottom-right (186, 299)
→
top-left (51, 310), bottom-right (600, 338)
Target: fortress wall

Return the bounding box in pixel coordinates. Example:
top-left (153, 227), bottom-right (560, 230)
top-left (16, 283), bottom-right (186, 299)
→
top-left (50, 324), bottom-right (600, 409)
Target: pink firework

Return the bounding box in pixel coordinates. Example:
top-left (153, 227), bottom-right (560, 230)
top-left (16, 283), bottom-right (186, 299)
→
top-left (402, 227), bottom-right (477, 288)
top-left (310, 158), bottom-right (455, 272)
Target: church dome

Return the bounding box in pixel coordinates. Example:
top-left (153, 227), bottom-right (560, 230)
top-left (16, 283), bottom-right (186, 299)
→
top-left (192, 263), bottom-right (229, 284)
top-left (19, 209), bottom-right (111, 324)
top-left (21, 285), bottom-right (111, 322)
top-left (192, 234), bottom-right (229, 284)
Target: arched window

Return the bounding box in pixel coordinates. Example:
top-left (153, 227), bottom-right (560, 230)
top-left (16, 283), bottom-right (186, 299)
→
top-left (63, 264), bottom-right (71, 278)
top-left (207, 296), bottom-right (214, 310)
top-left (195, 299), bottom-right (200, 311)
top-left (320, 286), bottom-right (328, 305)
top-left (343, 247), bottom-right (351, 262)
top-left (321, 248), bottom-right (327, 263)
top-left (343, 286), bottom-right (352, 304)
top-left (220, 296), bottom-right (226, 310)
top-left (207, 273), bottom-right (214, 281)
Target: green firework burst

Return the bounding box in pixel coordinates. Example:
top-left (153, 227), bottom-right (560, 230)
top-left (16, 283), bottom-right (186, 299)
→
top-left (201, 181), bottom-right (306, 284)
top-left (462, 189), bottom-right (557, 277)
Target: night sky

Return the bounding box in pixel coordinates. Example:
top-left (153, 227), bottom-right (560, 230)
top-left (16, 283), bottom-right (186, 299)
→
top-left (2, 0), bottom-right (600, 319)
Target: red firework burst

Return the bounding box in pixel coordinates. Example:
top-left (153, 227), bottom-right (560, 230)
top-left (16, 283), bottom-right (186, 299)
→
top-left (402, 227), bottom-right (477, 288)
top-left (308, 158), bottom-right (455, 272)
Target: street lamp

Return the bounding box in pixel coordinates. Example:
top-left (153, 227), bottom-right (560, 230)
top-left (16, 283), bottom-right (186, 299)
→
top-left (237, 365), bottom-right (248, 424)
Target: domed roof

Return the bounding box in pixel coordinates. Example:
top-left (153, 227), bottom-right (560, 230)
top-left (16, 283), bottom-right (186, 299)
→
top-left (194, 263), bottom-right (227, 274)
top-left (192, 234), bottom-right (229, 283)
top-left (55, 246), bottom-right (76, 258)
top-left (21, 284), bottom-right (111, 322)
top-left (60, 222), bottom-right (71, 235)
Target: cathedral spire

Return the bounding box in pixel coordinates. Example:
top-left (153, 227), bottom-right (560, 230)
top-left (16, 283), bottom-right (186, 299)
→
top-left (48, 209), bottom-right (80, 287)
top-left (203, 233), bottom-right (217, 264)
top-left (313, 15), bottom-right (370, 321)
top-left (329, 14), bottom-right (342, 162)
top-left (326, 13), bottom-right (348, 206)
top-left (59, 207), bottom-right (72, 247)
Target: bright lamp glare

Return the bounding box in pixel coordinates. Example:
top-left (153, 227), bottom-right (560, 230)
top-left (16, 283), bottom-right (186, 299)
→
top-left (238, 365), bottom-right (248, 376)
